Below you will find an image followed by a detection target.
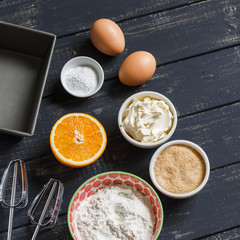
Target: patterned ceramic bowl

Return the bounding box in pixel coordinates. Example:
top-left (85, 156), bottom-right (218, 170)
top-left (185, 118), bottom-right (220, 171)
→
top-left (68, 171), bottom-right (163, 240)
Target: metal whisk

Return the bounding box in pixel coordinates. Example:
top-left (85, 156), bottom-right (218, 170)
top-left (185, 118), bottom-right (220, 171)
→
top-left (0, 159), bottom-right (28, 240)
top-left (28, 178), bottom-right (64, 240)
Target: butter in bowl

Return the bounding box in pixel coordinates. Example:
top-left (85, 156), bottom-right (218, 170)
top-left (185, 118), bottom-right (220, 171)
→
top-left (118, 91), bottom-right (178, 148)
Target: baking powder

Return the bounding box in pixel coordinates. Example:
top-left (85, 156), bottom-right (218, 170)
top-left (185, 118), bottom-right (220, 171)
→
top-left (64, 65), bottom-right (98, 96)
top-left (74, 184), bottom-right (156, 240)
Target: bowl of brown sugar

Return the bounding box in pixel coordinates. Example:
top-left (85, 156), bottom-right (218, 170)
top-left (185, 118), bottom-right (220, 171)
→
top-left (149, 140), bottom-right (210, 199)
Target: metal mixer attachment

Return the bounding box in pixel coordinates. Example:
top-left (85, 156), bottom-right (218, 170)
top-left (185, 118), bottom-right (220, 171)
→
top-left (0, 159), bottom-right (28, 240)
top-left (28, 178), bottom-right (64, 240)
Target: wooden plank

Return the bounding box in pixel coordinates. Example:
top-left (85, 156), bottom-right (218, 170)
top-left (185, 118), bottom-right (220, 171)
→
top-left (0, 161), bottom-right (239, 239)
top-left (0, 214), bottom-right (71, 240)
top-left (44, 0), bottom-right (240, 96)
top-left (201, 227), bottom-right (240, 239)
top-left (0, 0), bottom-right (201, 36)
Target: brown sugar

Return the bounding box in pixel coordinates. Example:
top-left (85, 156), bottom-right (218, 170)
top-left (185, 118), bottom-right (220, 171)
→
top-left (154, 144), bottom-right (206, 194)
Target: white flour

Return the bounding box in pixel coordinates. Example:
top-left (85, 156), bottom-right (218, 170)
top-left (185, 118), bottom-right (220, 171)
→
top-left (64, 65), bottom-right (98, 96)
top-left (75, 184), bottom-right (156, 240)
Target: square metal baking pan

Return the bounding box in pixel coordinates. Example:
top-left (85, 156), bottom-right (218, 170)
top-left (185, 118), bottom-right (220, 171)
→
top-left (0, 21), bottom-right (56, 137)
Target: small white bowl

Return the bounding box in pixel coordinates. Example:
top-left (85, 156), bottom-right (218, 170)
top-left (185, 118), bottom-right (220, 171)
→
top-left (149, 140), bottom-right (210, 199)
top-left (118, 91), bottom-right (178, 149)
top-left (60, 56), bottom-right (104, 97)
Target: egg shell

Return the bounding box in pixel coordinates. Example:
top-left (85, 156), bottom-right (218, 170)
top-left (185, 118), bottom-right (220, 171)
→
top-left (118, 51), bottom-right (156, 86)
top-left (90, 19), bottom-right (125, 56)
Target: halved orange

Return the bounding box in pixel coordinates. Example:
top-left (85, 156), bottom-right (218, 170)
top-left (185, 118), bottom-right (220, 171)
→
top-left (50, 113), bottom-right (107, 167)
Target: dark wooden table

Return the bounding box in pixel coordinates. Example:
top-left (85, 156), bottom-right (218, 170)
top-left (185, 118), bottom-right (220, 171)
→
top-left (0, 0), bottom-right (240, 239)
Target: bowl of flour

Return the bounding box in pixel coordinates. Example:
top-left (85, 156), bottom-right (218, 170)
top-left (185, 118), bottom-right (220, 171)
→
top-left (68, 171), bottom-right (163, 240)
top-left (61, 56), bottom-right (104, 97)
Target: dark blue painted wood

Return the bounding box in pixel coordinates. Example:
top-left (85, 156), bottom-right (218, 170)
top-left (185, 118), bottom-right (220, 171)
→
top-left (0, 0), bottom-right (240, 239)
top-left (0, 0), bottom-right (200, 36)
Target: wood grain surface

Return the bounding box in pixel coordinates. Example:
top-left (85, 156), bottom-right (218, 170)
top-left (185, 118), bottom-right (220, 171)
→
top-left (0, 0), bottom-right (204, 36)
top-left (0, 0), bottom-right (240, 239)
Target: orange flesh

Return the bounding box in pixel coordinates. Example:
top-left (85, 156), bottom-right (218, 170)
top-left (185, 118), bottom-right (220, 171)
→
top-left (53, 115), bottom-right (104, 162)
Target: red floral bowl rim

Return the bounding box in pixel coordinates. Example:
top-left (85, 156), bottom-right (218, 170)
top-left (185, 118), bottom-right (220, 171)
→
top-left (67, 171), bottom-right (164, 240)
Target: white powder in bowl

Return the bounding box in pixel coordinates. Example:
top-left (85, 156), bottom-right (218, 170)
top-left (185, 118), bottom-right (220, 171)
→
top-left (74, 184), bottom-right (156, 240)
top-left (64, 65), bottom-right (98, 96)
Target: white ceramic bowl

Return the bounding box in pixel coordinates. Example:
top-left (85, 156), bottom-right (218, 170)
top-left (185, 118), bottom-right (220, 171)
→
top-left (60, 56), bottom-right (104, 97)
top-left (149, 140), bottom-right (210, 199)
top-left (118, 91), bottom-right (178, 149)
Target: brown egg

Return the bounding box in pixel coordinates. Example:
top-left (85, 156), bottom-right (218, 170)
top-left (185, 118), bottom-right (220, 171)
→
top-left (90, 19), bottom-right (125, 56)
top-left (118, 51), bottom-right (156, 86)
